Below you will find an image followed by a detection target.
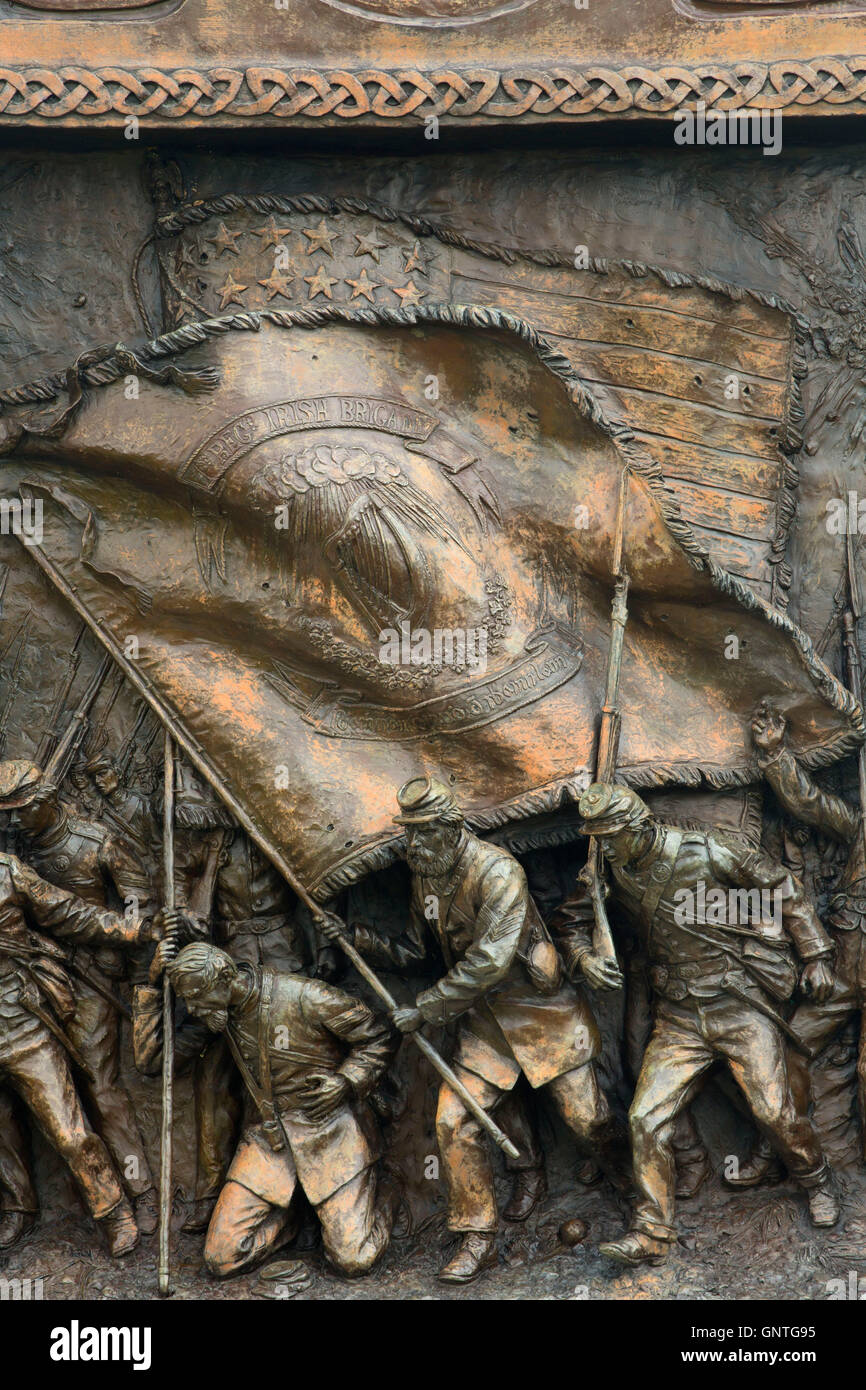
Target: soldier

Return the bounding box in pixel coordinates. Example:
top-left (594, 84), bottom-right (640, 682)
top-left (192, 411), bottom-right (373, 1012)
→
top-left (729, 699), bottom-right (866, 1183)
top-left (134, 936), bottom-right (397, 1278)
top-left (554, 781), bottom-right (839, 1268)
top-left (83, 752), bottom-right (159, 865)
top-left (6, 759), bottom-right (159, 1235)
top-left (0, 1090), bottom-right (36, 1249)
top-left (168, 764), bottom-right (329, 1232)
top-left (323, 775), bottom-right (630, 1286)
top-left (0, 786), bottom-right (158, 1254)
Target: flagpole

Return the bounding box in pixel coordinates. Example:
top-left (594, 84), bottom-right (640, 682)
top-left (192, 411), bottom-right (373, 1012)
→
top-left (158, 731), bottom-right (175, 1297)
top-left (581, 463), bottom-right (630, 967)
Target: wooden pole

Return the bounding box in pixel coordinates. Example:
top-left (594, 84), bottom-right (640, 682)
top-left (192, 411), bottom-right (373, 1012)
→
top-left (158, 731), bottom-right (175, 1297)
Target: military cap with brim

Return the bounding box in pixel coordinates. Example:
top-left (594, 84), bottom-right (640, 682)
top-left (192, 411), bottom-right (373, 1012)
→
top-left (578, 782), bottom-right (652, 836)
top-left (393, 775), bottom-right (461, 825)
top-left (0, 760), bottom-right (47, 810)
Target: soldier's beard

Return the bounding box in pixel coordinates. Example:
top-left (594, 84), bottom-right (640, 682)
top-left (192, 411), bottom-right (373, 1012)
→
top-left (406, 838), bottom-right (460, 877)
top-left (201, 1007), bottom-right (229, 1032)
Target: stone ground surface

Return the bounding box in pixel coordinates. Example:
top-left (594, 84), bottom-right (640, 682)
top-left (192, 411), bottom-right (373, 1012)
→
top-left (5, 1168), bottom-right (866, 1303)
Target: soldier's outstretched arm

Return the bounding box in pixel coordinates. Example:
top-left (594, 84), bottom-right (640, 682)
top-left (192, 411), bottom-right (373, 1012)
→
top-left (413, 861), bottom-right (525, 1026)
top-left (348, 889), bottom-right (429, 973)
top-left (99, 833), bottom-right (155, 927)
top-left (760, 747), bottom-right (859, 845)
top-left (8, 853), bottom-right (147, 949)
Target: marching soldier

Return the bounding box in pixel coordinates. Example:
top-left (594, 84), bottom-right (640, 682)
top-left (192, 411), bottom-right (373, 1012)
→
top-left (730, 699), bottom-right (866, 1181)
top-left (134, 937), bottom-right (397, 1279)
top-left (323, 775), bottom-right (630, 1286)
top-left (0, 788), bottom-right (158, 1255)
top-left (553, 781), bottom-right (839, 1268)
top-left (5, 759), bottom-right (159, 1235)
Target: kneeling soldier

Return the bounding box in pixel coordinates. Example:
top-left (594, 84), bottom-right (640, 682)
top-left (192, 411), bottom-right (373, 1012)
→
top-left (135, 937), bottom-right (396, 1278)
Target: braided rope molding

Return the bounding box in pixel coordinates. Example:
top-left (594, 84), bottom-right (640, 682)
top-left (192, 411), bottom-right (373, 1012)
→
top-left (2, 60), bottom-right (866, 120)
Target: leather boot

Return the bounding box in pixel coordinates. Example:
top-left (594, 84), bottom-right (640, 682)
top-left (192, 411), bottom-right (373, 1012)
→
top-left (598, 1230), bottom-right (668, 1267)
top-left (0, 1210), bottom-right (36, 1251)
top-left (133, 1187), bottom-right (159, 1236)
top-left (802, 1166), bottom-right (840, 1228)
top-left (182, 1196), bottom-right (217, 1233)
top-left (723, 1137), bottom-right (783, 1189)
top-left (675, 1144), bottom-right (711, 1200)
top-left (99, 1199), bottom-right (140, 1258)
top-left (438, 1232), bottom-right (498, 1284)
top-left (504, 1168), bottom-right (546, 1222)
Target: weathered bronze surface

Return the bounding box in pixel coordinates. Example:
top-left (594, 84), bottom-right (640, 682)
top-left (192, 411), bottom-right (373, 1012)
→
top-left (2, 0), bottom-right (866, 128)
top-left (4, 0), bottom-right (866, 1314)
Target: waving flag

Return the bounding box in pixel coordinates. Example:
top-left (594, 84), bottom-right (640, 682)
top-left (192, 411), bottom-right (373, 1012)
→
top-left (1, 303), bottom-right (860, 898)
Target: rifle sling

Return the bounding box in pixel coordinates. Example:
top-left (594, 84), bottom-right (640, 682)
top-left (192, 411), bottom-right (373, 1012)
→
top-left (223, 971), bottom-right (287, 1154)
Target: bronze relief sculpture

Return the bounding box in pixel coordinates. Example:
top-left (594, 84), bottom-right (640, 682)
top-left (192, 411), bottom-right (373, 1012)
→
top-left (3, 0), bottom-right (866, 1329)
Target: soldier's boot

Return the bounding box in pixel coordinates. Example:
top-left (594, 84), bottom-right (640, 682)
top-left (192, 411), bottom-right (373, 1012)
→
top-left (801, 1165), bottom-right (840, 1229)
top-left (133, 1187), bottom-right (159, 1236)
top-left (675, 1143), bottom-right (712, 1200)
top-left (723, 1135), bottom-right (783, 1190)
top-left (182, 1196), bottom-right (218, 1233)
top-left (438, 1232), bottom-right (498, 1284)
top-left (503, 1168), bottom-right (546, 1223)
top-left (598, 1231), bottom-right (668, 1267)
top-left (99, 1198), bottom-right (140, 1257)
top-left (0, 1210), bottom-right (36, 1250)
top-left (574, 1158), bottom-right (603, 1187)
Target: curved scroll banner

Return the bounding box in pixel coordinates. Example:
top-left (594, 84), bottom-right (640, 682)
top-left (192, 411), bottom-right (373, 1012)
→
top-left (317, 0), bottom-right (538, 22)
top-left (3, 305), bottom-right (861, 899)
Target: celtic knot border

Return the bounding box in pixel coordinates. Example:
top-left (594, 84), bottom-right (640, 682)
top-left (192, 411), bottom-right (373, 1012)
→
top-left (0, 60), bottom-right (865, 121)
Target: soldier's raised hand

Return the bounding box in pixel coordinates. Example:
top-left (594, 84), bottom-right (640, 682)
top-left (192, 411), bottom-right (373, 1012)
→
top-left (580, 952), bottom-right (624, 992)
top-left (751, 700), bottom-right (787, 757)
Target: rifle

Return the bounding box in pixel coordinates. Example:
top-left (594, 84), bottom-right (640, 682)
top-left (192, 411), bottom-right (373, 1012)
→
top-left (116, 700), bottom-right (150, 784)
top-left (35, 626), bottom-right (84, 766)
top-left (83, 667), bottom-right (125, 761)
top-left (578, 464), bottom-right (630, 969)
top-left (842, 529), bottom-right (866, 868)
top-left (0, 614), bottom-right (31, 757)
top-left (42, 653), bottom-right (112, 788)
top-left (158, 731), bottom-right (176, 1298)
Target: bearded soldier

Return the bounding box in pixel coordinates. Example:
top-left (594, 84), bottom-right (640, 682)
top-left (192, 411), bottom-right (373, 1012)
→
top-left (134, 937), bottom-right (396, 1278)
top-left (0, 825), bottom-right (156, 1254)
top-left (553, 781), bottom-right (839, 1268)
top-left (4, 759), bottom-right (159, 1236)
top-left (323, 775), bottom-right (630, 1286)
